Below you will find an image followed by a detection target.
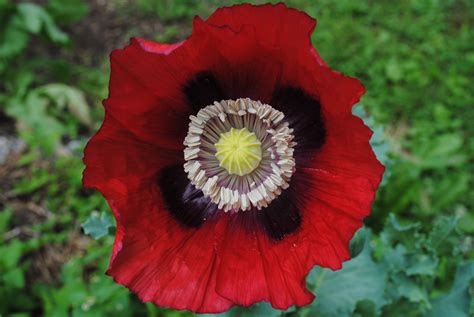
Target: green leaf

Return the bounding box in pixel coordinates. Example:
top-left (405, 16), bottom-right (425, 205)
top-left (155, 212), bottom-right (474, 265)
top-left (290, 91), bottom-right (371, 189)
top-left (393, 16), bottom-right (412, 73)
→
top-left (16, 3), bottom-right (68, 44)
top-left (0, 16), bottom-right (29, 58)
top-left (47, 0), bottom-right (89, 24)
top-left (17, 3), bottom-right (44, 34)
top-left (383, 244), bottom-right (408, 272)
top-left (427, 216), bottom-right (458, 251)
top-left (199, 303), bottom-right (282, 317)
top-left (81, 211), bottom-right (114, 239)
top-left (353, 300), bottom-right (378, 317)
top-left (38, 84), bottom-right (92, 126)
top-left (428, 261), bottom-right (474, 317)
top-left (458, 212), bottom-right (474, 234)
top-left (5, 83), bottom-right (91, 154)
top-left (3, 267), bottom-right (25, 288)
top-left (0, 207), bottom-right (13, 234)
top-left (349, 227), bottom-right (366, 258)
top-left (380, 214), bottom-right (421, 249)
top-left (405, 254), bottom-right (438, 276)
top-left (6, 93), bottom-right (64, 154)
top-left (385, 58), bottom-right (403, 82)
top-left (0, 240), bottom-right (23, 268)
top-left (415, 133), bottom-right (467, 169)
top-left (392, 273), bottom-right (430, 306)
top-left (41, 11), bottom-right (69, 44)
top-left (309, 229), bottom-right (388, 317)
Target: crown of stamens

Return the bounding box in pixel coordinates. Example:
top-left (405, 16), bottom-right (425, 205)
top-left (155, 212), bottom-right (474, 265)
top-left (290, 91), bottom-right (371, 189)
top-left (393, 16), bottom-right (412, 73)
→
top-left (183, 98), bottom-right (296, 212)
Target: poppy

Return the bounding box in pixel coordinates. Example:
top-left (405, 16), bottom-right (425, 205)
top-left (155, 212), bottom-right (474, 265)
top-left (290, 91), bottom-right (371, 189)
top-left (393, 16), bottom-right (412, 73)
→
top-left (83, 3), bottom-right (384, 313)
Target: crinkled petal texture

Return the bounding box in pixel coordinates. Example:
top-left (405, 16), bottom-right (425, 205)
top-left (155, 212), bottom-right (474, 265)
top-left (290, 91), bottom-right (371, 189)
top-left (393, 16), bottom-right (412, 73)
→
top-left (83, 3), bottom-right (384, 314)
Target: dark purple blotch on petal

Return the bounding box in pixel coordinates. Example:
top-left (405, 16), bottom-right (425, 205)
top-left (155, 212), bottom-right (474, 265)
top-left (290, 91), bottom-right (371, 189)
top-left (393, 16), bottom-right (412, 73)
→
top-left (271, 86), bottom-right (326, 156)
top-left (257, 193), bottom-right (302, 240)
top-left (183, 72), bottom-right (226, 112)
top-left (159, 165), bottom-right (217, 228)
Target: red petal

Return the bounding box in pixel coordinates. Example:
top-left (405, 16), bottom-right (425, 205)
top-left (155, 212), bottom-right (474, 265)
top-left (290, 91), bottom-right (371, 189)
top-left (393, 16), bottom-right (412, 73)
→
top-left (83, 114), bottom-right (179, 188)
top-left (206, 3), bottom-right (316, 52)
top-left (316, 107), bottom-right (384, 188)
top-left (105, 38), bottom-right (196, 150)
top-left (289, 168), bottom-right (380, 269)
top-left (188, 18), bottom-right (282, 102)
top-left (311, 47), bottom-right (328, 67)
top-left (284, 74), bottom-right (383, 270)
top-left (216, 217), bottom-right (315, 309)
top-left (83, 114), bottom-right (181, 262)
top-left (134, 37), bottom-right (184, 55)
top-left (104, 180), bottom-right (233, 313)
top-left (201, 3), bottom-right (332, 101)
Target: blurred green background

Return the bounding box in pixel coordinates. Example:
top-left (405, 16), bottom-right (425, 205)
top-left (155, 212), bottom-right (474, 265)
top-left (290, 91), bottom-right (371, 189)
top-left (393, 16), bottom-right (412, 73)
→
top-left (0, 0), bottom-right (472, 316)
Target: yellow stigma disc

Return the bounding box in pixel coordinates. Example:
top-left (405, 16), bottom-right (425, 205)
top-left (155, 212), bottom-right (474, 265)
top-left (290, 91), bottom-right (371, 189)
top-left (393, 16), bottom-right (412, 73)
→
top-left (214, 127), bottom-right (262, 176)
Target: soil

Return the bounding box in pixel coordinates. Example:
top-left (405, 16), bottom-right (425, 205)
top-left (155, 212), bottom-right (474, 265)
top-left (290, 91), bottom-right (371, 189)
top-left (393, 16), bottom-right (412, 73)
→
top-left (63, 0), bottom-right (190, 67)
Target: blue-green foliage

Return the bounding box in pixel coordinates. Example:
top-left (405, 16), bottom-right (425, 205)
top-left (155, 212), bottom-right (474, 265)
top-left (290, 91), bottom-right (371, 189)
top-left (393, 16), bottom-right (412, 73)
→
top-left (307, 230), bottom-right (388, 317)
top-left (82, 211), bottom-right (114, 240)
top-left (0, 0), bottom-right (472, 316)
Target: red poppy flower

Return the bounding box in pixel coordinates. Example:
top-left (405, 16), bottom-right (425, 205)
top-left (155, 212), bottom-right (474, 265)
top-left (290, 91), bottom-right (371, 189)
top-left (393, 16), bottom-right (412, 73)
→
top-left (83, 3), bottom-right (384, 314)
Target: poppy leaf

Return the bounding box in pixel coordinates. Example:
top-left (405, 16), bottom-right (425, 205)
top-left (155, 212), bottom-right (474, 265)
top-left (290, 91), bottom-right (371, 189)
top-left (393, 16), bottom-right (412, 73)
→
top-left (81, 211), bottom-right (114, 240)
top-left (308, 229), bottom-right (388, 317)
top-left (199, 303), bottom-right (282, 317)
top-left (428, 261), bottom-right (474, 317)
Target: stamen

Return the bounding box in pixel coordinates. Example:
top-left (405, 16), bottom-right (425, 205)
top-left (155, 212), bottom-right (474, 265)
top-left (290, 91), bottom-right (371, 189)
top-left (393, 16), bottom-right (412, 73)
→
top-left (183, 98), bottom-right (296, 212)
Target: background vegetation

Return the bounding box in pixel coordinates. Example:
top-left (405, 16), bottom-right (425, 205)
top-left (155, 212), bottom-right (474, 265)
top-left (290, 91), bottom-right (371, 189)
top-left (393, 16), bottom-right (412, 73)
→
top-left (0, 0), bottom-right (472, 316)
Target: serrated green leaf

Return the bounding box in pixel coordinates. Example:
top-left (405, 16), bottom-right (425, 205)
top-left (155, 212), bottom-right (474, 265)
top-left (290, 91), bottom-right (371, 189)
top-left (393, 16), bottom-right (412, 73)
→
top-left (81, 211), bottom-right (114, 239)
top-left (380, 214), bottom-right (421, 249)
top-left (309, 230), bottom-right (388, 317)
top-left (383, 244), bottom-right (408, 272)
top-left (392, 273), bottom-right (430, 306)
top-left (387, 214), bottom-right (420, 232)
top-left (405, 254), bottom-right (438, 276)
top-left (428, 261), bottom-right (474, 317)
top-left (427, 216), bottom-right (458, 251)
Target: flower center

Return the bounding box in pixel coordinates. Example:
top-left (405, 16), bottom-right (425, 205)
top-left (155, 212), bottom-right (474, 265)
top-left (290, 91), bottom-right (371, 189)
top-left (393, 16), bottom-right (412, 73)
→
top-left (183, 98), bottom-right (296, 212)
top-left (215, 127), bottom-right (262, 176)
